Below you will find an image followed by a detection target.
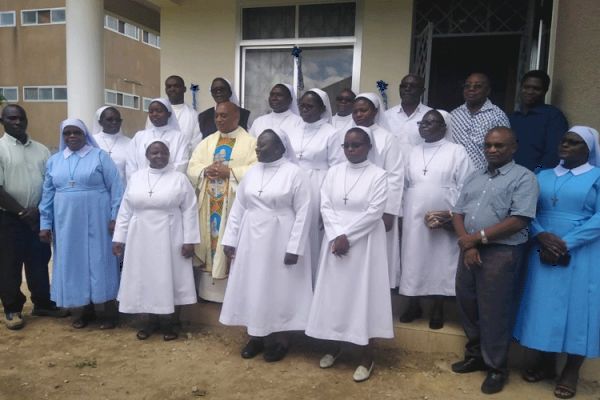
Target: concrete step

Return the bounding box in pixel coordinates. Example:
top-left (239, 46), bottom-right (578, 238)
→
top-left (180, 295), bottom-right (600, 382)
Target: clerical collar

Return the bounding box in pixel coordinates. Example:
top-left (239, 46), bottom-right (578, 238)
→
top-left (63, 144), bottom-right (92, 159)
top-left (554, 162), bottom-right (593, 176)
top-left (303, 119), bottom-right (326, 129)
top-left (422, 138), bottom-right (447, 148)
top-left (152, 125), bottom-right (170, 134)
top-left (260, 157), bottom-right (286, 168)
top-left (347, 159), bottom-right (370, 169)
top-left (272, 109), bottom-right (292, 117)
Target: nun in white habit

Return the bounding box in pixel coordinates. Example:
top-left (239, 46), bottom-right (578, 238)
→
top-left (249, 83), bottom-right (301, 138)
top-left (306, 126), bottom-right (392, 383)
top-left (351, 92), bottom-right (405, 289)
top-left (126, 98), bottom-right (191, 180)
top-left (93, 106), bottom-right (131, 186)
top-left (113, 138), bottom-right (199, 341)
top-left (220, 128), bottom-right (313, 363)
top-left (286, 88), bottom-right (345, 282)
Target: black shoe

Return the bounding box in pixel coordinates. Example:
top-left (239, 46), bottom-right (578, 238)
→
top-left (241, 339), bottom-right (264, 359)
top-left (399, 306), bottom-right (422, 323)
top-left (263, 343), bottom-right (288, 363)
top-left (451, 357), bottom-right (488, 374)
top-left (481, 370), bottom-right (507, 394)
top-left (32, 305), bottom-right (70, 318)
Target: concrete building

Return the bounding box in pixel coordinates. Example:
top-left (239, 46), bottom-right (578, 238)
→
top-left (0, 0), bottom-right (160, 149)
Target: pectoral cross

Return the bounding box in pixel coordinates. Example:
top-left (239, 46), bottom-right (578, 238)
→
top-left (258, 189), bottom-right (263, 197)
top-left (343, 195), bottom-right (348, 205)
top-left (148, 190), bottom-right (154, 197)
top-left (298, 152), bottom-right (303, 160)
top-left (68, 180), bottom-right (75, 187)
top-left (422, 168), bottom-right (428, 175)
top-left (108, 151), bottom-right (113, 155)
top-left (551, 196), bottom-right (558, 206)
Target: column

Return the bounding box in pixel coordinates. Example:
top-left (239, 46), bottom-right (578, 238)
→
top-left (65, 0), bottom-right (105, 130)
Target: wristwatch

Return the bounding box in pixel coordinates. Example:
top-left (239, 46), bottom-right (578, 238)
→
top-left (480, 229), bottom-right (488, 244)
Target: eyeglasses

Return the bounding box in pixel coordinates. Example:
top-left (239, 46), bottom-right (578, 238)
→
top-left (417, 120), bottom-right (444, 126)
top-left (341, 142), bottom-right (368, 149)
top-left (210, 87), bottom-right (229, 94)
top-left (336, 96), bottom-right (355, 102)
top-left (561, 138), bottom-right (586, 146)
top-left (462, 83), bottom-right (486, 90)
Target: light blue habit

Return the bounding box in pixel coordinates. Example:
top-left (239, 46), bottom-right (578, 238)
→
top-left (39, 118), bottom-right (123, 307)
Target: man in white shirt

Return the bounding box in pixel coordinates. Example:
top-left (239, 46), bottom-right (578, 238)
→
top-left (384, 74), bottom-right (432, 154)
top-left (147, 75), bottom-right (202, 150)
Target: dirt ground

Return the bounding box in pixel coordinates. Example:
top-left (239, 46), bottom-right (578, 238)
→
top-left (1, 303), bottom-right (599, 400)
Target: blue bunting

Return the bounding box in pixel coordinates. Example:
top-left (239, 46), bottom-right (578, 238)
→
top-left (376, 80), bottom-right (389, 110)
top-left (292, 46), bottom-right (304, 92)
top-left (190, 84), bottom-right (199, 111)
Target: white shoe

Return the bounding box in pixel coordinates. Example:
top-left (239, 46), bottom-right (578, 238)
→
top-left (319, 352), bottom-right (341, 369)
top-left (353, 362), bottom-right (374, 382)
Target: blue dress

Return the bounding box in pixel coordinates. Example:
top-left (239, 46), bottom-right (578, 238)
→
top-left (39, 147), bottom-right (123, 308)
top-left (514, 167), bottom-right (600, 357)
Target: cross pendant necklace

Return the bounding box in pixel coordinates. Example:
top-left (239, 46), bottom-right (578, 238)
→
top-left (551, 173), bottom-right (574, 207)
top-left (298, 152), bottom-right (303, 160)
top-left (147, 171), bottom-right (165, 198)
top-left (421, 143), bottom-right (444, 176)
top-left (101, 135), bottom-right (119, 156)
top-left (258, 165), bottom-right (281, 197)
top-left (343, 165), bottom-right (368, 205)
top-left (68, 155), bottom-right (82, 188)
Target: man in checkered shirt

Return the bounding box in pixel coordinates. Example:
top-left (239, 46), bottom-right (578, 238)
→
top-left (451, 73), bottom-right (510, 169)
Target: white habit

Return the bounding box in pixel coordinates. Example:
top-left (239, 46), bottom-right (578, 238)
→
top-left (113, 166), bottom-right (200, 314)
top-left (93, 131), bottom-right (131, 186)
top-left (248, 109), bottom-right (301, 138)
top-left (145, 103), bottom-right (201, 150)
top-left (368, 123), bottom-right (405, 288)
top-left (126, 126), bottom-right (191, 180)
top-left (286, 119), bottom-right (345, 281)
top-left (219, 158), bottom-right (313, 336)
top-left (306, 161), bottom-right (393, 345)
top-left (399, 139), bottom-right (472, 296)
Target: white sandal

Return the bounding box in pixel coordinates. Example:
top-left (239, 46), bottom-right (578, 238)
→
top-left (353, 362), bottom-right (374, 382)
top-left (319, 351), bottom-right (342, 369)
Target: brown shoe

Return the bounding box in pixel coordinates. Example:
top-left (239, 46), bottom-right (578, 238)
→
top-left (4, 312), bottom-right (24, 330)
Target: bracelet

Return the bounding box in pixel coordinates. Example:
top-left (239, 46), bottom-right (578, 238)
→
top-left (480, 229), bottom-right (489, 244)
top-left (17, 210), bottom-right (25, 216)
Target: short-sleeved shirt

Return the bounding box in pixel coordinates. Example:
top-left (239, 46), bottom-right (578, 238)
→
top-left (453, 160), bottom-right (539, 245)
top-left (0, 133), bottom-right (50, 209)
top-left (451, 99), bottom-right (510, 170)
top-left (509, 104), bottom-right (569, 172)
top-left (384, 102), bottom-right (432, 147)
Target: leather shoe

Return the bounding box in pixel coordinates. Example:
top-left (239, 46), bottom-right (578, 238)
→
top-left (399, 306), bottom-right (422, 323)
top-left (263, 343), bottom-right (288, 362)
top-left (481, 370), bottom-right (507, 394)
top-left (451, 357), bottom-right (488, 374)
top-left (241, 339), bottom-right (264, 359)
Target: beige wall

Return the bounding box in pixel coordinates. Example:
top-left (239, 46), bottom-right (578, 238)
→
top-left (551, 0), bottom-right (600, 129)
top-left (359, 0), bottom-right (412, 106)
top-left (155, 0), bottom-right (413, 112)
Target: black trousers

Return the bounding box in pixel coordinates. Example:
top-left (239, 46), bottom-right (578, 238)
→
top-left (0, 210), bottom-right (52, 313)
top-left (455, 243), bottom-right (525, 373)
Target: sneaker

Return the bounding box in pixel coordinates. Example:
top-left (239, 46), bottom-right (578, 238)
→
top-left (4, 312), bottom-right (25, 330)
top-left (32, 305), bottom-right (70, 318)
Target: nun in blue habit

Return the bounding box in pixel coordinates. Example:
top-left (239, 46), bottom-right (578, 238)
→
top-left (39, 118), bottom-right (123, 329)
top-left (513, 126), bottom-right (600, 399)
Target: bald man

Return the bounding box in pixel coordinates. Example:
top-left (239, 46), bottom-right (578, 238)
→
top-left (187, 102), bottom-right (257, 302)
top-left (451, 127), bottom-right (538, 394)
top-left (450, 73), bottom-right (510, 170)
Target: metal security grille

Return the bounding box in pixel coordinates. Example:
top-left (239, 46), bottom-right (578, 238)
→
top-left (414, 0), bottom-right (529, 37)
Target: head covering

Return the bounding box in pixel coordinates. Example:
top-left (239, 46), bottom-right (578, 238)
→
top-left (148, 98), bottom-right (181, 132)
top-left (258, 128), bottom-right (297, 164)
top-left (306, 88), bottom-right (332, 123)
top-left (144, 138), bottom-right (173, 171)
top-left (568, 125), bottom-right (600, 166)
top-left (92, 106), bottom-right (122, 135)
top-left (343, 125), bottom-right (376, 164)
top-left (59, 118), bottom-right (98, 151)
top-left (355, 92), bottom-right (384, 126)
top-left (213, 77), bottom-right (239, 106)
top-left (281, 83), bottom-right (299, 115)
top-left (432, 109), bottom-right (452, 140)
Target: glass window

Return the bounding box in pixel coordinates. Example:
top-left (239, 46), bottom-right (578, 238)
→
top-left (0, 87), bottom-right (18, 101)
top-left (143, 31), bottom-right (160, 47)
top-left (39, 88), bottom-right (53, 100)
top-left (106, 91), bottom-right (117, 105)
top-left (37, 10), bottom-right (51, 24)
top-left (299, 3), bottom-right (355, 37)
top-left (105, 15), bottom-right (118, 31)
top-left (123, 94), bottom-right (135, 109)
top-left (124, 23), bottom-right (138, 39)
top-left (51, 9), bottom-right (65, 23)
top-left (24, 88), bottom-right (38, 100)
top-left (54, 87), bottom-right (67, 100)
top-left (243, 48), bottom-right (294, 123)
top-left (0, 12), bottom-right (16, 27)
top-left (242, 6), bottom-right (295, 40)
top-left (143, 98), bottom-right (152, 112)
top-left (21, 11), bottom-right (37, 24)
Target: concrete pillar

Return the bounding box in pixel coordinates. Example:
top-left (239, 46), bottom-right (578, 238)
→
top-left (65, 0), bottom-right (104, 130)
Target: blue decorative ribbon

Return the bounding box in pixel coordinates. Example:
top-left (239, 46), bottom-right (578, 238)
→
top-left (376, 80), bottom-right (389, 110)
top-left (292, 47), bottom-right (304, 92)
top-left (190, 84), bottom-right (199, 111)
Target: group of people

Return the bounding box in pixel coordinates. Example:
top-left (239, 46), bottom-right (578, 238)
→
top-left (0, 69), bottom-right (598, 398)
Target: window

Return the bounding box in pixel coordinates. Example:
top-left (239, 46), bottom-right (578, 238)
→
top-left (142, 30), bottom-right (160, 48)
top-left (21, 8), bottom-right (66, 25)
top-left (105, 90), bottom-right (140, 110)
top-left (23, 86), bottom-right (67, 101)
top-left (142, 97), bottom-right (153, 112)
top-left (104, 14), bottom-right (139, 40)
top-left (0, 11), bottom-right (16, 27)
top-left (0, 87), bottom-right (18, 102)
top-left (240, 2), bottom-right (358, 122)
